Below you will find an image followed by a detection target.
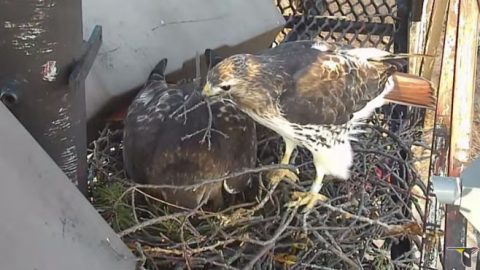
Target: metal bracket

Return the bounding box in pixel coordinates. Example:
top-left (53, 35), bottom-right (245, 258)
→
top-left (67, 25), bottom-right (102, 195)
top-left (69, 25), bottom-right (103, 88)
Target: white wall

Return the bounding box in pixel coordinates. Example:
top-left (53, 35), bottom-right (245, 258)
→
top-left (82, 0), bottom-right (285, 119)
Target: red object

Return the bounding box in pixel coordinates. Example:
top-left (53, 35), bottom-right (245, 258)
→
top-left (106, 106), bottom-right (129, 122)
top-left (374, 165), bottom-right (392, 183)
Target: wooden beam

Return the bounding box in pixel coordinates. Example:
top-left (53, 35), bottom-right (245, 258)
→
top-left (443, 0), bottom-right (479, 268)
top-left (449, 0), bottom-right (479, 175)
top-left (409, 0), bottom-right (449, 79)
top-left (420, 0), bottom-right (450, 80)
top-left (416, 0), bottom-right (462, 268)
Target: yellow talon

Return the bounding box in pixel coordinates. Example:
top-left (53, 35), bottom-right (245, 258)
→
top-left (219, 208), bottom-right (254, 227)
top-left (287, 191), bottom-right (329, 210)
top-left (267, 168), bottom-right (299, 185)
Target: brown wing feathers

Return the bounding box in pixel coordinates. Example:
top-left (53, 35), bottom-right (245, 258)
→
top-left (359, 49), bottom-right (436, 109)
top-left (344, 47), bottom-right (436, 109)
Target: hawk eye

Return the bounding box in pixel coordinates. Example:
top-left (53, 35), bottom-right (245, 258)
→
top-left (220, 85), bottom-right (231, 91)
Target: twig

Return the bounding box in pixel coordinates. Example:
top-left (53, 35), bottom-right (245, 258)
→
top-left (240, 207), bottom-right (297, 246)
top-left (118, 211), bottom-right (192, 237)
top-left (89, 107), bottom-right (431, 269)
top-left (312, 232), bottom-right (360, 269)
top-left (200, 99), bottom-right (214, 150)
top-left (123, 164), bottom-right (296, 191)
top-left (139, 239), bottom-right (238, 256)
top-left (173, 99), bottom-right (207, 120)
top-left (241, 243), bottom-right (274, 270)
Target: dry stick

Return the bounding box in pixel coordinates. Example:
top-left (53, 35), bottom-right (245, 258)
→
top-left (190, 51), bottom-right (229, 149)
top-left (240, 243), bottom-right (274, 270)
top-left (312, 231), bottom-right (360, 269)
top-left (203, 180), bottom-right (280, 221)
top-left (174, 98), bottom-right (228, 145)
top-left (317, 201), bottom-right (392, 229)
top-left (168, 84), bottom-right (200, 123)
top-left (131, 190), bottom-right (140, 224)
top-left (239, 208), bottom-right (298, 269)
top-left (181, 125), bottom-right (229, 143)
top-left (170, 52), bottom-right (203, 121)
top-left (174, 99), bottom-right (207, 120)
top-left (118, 211), bottom-right (190, 237)
top-left (139, 239), bottom-right (238, 256)
top-left (92, 108), bottom-right (426, 268)
top-left (198, 202), bottom-right (257, 220)
top-left (250, 181), bottom-right (281, 213)
top-left (241, 207), bottom-right (297, 246)
top-left (297, 264), bottom-right (339, 270)
top-left (199, 99), bottom-right (214, 150)
top-left (124, 164), bottom-right (296, 192)
top-left (113, 165), bottom-right (291, 210)
top-left (168, 51), bottom-right (201, 121)
top-left (134, 188), bottom-right (194, 212)
top-left (135, 242), bottom-right (147, 270)
top-left (119, 195), bottom-right (207, 238)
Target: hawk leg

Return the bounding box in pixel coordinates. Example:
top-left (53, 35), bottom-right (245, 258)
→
top-left (287, 175), bottom-right (329, 210)
top-left (287, 156), bottom-right (329, 210)
top-left (267, 138), bottom-right (299, 185)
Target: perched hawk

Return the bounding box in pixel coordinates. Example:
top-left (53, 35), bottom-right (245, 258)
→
top-left (202, 40), bottom-right (435, 209)
top-left (123, 52), bottom-right (257, 211)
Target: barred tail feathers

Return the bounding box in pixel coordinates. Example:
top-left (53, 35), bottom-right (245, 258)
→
top-left (384, 72), bottom-right (436, 109)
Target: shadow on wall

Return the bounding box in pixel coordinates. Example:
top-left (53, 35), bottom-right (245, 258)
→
top-left (86, 29), bottom-right (282, 143)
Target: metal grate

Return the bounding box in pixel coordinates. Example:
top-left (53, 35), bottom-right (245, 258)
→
top-left (272, 1), bottom-right (438, 268)
top-left (274, 0), bottom-right (401, 51)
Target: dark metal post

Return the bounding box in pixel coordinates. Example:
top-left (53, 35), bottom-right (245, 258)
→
top-left (388, 0), bottom-right (414, 266)
top-left (0, 1), bottom-right (89, 194)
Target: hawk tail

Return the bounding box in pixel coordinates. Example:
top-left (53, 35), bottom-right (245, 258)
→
top-left (384, 72), bottom-right (437, 109)
top-left (148, 58), bottom-right (168, 82)
top-left (205, 49), bottom-right (224, 69)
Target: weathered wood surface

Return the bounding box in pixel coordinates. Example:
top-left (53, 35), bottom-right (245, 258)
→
top-left (410, 0), bottom-right (480, 268)
top-left (409, 1), bottom-right (449, 268)
top-left (430, 0), bottom-right (479, 269)
top-left (445, 0), bottom-right (479, 268)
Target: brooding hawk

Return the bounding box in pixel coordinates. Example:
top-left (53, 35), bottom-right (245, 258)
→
top-left (123, 52), bottom-right (257, 211)
top-left (202, 40), bottom-right (435, 209)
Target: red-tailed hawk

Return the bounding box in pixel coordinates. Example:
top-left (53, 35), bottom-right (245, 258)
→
top-left (123, 52), bottom-right (257, 211)
top-left (202, 40), bottom-right (435, 209)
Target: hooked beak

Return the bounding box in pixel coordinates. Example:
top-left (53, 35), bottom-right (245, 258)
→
top-left (202, 82), bottom-right (213, 97)
top-left (202, 82), bottom-right (223, 99)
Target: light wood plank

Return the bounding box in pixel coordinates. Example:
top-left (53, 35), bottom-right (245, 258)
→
top-left (450, 0), bottom-right (479, 177)
top-left (432, 0), bottom-right (459, 177)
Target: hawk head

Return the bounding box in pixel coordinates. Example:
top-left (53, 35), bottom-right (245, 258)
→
top-left (202, 54), bottom-right (278, 115)
top-left (203, 54), bottom-right (252, 96)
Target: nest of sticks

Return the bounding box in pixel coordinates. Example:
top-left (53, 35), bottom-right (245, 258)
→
top-left (88, 104), bottom-right (429, 270)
